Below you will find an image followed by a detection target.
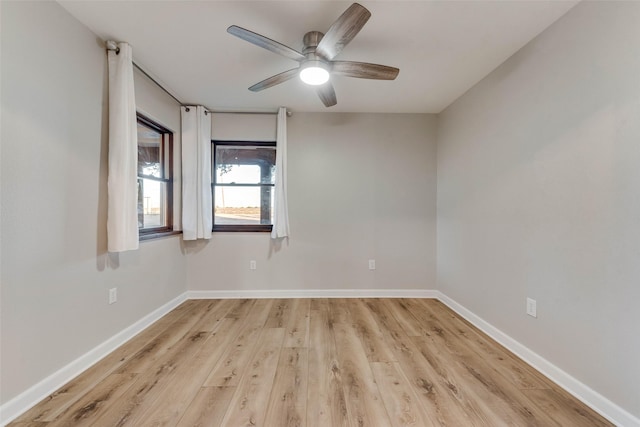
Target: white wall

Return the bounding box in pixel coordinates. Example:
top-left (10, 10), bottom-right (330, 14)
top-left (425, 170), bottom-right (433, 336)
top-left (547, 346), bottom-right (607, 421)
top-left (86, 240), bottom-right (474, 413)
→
top-left (186, 113), bottom-right (437, 293)
top-left (437, 1), bottom-right (640, 420)
top-left (0, 1), bottom-right (186, 405)
top-left (4, 0), bottom-right (638, 422)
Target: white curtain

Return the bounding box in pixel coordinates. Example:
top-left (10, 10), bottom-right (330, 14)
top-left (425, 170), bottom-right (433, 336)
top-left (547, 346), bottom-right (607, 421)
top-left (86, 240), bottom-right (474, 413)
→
top-left (107, 42), bottom-right (138, 252)
top-left (181, 106), bottom-right (212, 240)
top-left (271, 107), bottom-right (290, 239)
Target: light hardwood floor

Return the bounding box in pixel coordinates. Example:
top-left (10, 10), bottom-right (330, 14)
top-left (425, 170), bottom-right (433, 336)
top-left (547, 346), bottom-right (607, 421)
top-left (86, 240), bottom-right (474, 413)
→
top-left (10, 299), bottom-right (612, 426)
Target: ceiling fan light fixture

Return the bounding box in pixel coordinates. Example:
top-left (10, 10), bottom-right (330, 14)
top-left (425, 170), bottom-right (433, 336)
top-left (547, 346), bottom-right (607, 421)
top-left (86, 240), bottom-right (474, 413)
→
top-left (299, 60), bottom-right (330, 85)
top-left (227, 3), bottom-right (398, 107)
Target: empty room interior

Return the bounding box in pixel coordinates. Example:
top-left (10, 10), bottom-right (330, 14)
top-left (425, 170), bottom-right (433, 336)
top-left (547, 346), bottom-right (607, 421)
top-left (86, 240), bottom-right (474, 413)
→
top-left (1, 0), bottom-right (639, 426)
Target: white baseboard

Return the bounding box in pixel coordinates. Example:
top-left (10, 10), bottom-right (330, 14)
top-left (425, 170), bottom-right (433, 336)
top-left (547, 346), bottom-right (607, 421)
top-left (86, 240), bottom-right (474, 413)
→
top-left (0, 292), bottom-right (188, 426)
top-left (4, 289), bottom-right (637, 427)
top-left (187, 288), bottom-right (439, 300)
top-left (436, 291), bottom-right (639, 427)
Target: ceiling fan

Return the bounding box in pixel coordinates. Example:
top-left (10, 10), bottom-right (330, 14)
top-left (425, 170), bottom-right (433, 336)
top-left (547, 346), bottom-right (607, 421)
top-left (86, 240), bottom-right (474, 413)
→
top-left (227, 3), bottom-right (399, 107)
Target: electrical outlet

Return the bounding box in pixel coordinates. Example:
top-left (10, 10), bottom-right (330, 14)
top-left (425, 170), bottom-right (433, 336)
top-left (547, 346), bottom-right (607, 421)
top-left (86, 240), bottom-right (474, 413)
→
top-left (368, 259), bottom-right (376, 270)
top-left (526, 297), bottom-right (537, 318)
top-left (109, 288), bottom-right (117, 305)
top-left (250, 260), bottom-right (257, 270)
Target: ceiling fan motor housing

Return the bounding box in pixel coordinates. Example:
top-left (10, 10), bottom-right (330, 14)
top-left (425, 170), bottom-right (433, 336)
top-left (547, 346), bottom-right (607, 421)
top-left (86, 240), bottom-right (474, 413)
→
top-left (300, 31), bottom-right (330, 85)
top-left (303, 31), bottom-right (324, 55)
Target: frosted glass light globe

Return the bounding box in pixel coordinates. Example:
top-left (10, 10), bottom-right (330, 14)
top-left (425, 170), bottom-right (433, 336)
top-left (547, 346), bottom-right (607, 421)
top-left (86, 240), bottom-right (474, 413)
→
top-left (300, 62), bottom-right (330, 85)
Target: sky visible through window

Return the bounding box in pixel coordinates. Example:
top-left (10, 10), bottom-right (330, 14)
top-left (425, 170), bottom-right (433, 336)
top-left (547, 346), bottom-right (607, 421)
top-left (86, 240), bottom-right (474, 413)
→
top-left (216, 164), bottom-right (261, 208)
top-left (140, 165), bottom-right (163, 227)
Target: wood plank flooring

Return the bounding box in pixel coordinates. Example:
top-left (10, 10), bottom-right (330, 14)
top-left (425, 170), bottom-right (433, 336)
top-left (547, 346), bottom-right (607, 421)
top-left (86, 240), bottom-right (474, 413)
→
top-left (10, 299), bottom-right (612, 427)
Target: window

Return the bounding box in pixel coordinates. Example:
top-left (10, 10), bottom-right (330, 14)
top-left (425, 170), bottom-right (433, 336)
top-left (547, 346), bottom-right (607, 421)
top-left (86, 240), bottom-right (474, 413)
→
top-left (137, 113), bottom-right (174, 239)
top-left (212, 141), bottom-right (276, 232)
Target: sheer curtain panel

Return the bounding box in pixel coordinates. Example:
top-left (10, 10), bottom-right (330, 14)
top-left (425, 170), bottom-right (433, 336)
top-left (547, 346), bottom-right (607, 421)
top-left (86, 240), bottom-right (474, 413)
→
top-left (107, 42), bottom-right (139, 252)
top-left (181, 106), bottom-right (212, 240)
top-left (271, 107), bottom-right (290, 239)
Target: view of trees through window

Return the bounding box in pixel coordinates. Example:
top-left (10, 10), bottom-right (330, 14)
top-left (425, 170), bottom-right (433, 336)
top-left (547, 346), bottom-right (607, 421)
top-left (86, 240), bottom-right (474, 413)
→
top-left (213, 142), bottom-right (275, 231)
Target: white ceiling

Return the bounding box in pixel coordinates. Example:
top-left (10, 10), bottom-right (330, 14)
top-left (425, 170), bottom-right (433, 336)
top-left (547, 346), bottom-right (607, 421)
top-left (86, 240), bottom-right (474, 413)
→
top-left (59, 1), bottom-right (577, 113)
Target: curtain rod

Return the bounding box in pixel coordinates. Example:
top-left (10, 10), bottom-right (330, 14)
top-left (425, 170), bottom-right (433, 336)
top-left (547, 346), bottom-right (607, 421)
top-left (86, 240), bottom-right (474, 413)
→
top-left (106, 41), bottom-right (184, 106)
top-left (106, 41), bottom-right (291, 117)
top-left (210, 111), bottom-right (292, 117)
top-left (212, 111), bottom-right (276, 115)
top-left (133, 63), bottom-right (184, 106)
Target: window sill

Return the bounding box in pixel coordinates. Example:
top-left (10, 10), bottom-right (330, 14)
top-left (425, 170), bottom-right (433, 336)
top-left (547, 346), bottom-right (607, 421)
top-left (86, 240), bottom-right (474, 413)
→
top-left (140, 230), bottom-right (182, 241)
top-left (213, 225), bottom-right (273, 233)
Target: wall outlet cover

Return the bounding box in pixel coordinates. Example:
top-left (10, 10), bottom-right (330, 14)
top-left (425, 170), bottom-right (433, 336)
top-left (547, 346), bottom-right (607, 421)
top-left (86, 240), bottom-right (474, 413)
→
top-left (526, 297), bottom-right (537, 318)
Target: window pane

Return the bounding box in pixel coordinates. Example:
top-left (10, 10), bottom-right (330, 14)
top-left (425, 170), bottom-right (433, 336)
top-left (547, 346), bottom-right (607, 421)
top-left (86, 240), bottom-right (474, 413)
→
top-left (214, 186), bottom-right (273, 225)
top-left (138, 178), bottom-right (166, 229)
top-left (137, 123), bottom-right (162, 178)
top-left (215, 146), bottom-right (275, 184)
top-left (216, 164), bottom-right (260, 184)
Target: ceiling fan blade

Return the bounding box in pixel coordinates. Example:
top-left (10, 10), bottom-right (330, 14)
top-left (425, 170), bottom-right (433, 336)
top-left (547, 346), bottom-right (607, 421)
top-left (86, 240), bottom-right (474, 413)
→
top-left (316, 82), bottom-right (337, 107)
top-left (315, 3), bottom-right (371, 60)
top-left (249, 68), bottom-right (299, 92)
top-left (331, 61), bottom-right (399, 80)
top-left (228, 25), bottom-right (305, 62)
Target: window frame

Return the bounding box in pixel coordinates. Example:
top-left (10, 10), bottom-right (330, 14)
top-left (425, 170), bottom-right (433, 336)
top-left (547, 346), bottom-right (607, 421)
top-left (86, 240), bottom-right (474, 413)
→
top-left (137, 112), bottom-right (178, 240)
top-left (212, 140), bottom-right (276, 233)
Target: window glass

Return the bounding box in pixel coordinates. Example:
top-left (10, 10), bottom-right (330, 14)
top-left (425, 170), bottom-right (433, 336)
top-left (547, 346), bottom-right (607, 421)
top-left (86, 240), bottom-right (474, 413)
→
top-left (137, 178), bottom-right (166, 228)
top-left (137, 123), bottom-right (162, 178)
top-left (215, 146), bottom-right (275, 184)
top-left (216, 164), bottom-right (261, 184)
top-left (137, 114), bottom-right (174, 237)
top-left (213, 142), bottom-right (276, 231)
